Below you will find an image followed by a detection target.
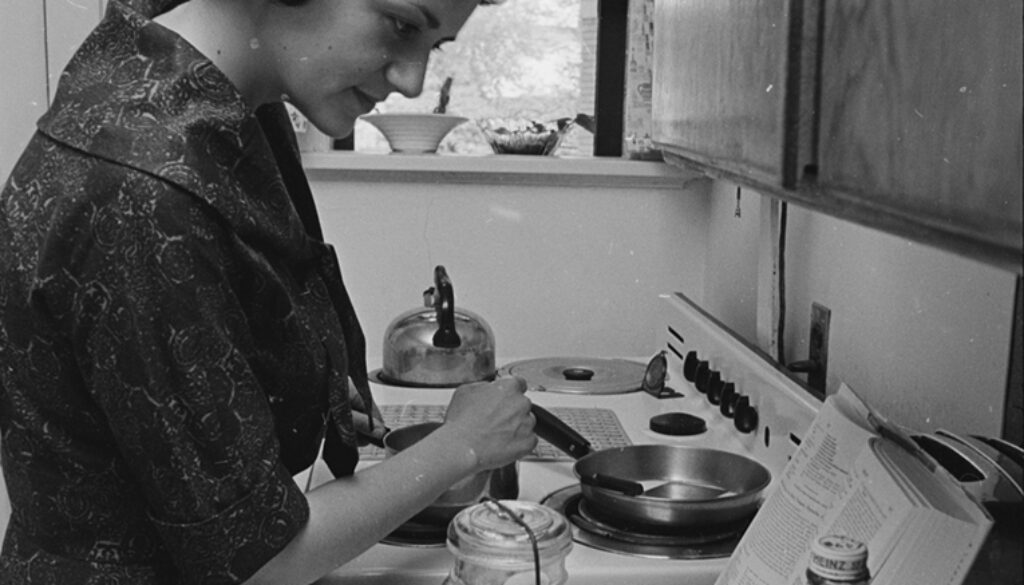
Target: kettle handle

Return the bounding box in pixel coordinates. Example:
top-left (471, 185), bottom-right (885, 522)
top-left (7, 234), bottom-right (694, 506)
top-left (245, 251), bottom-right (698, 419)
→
top-left (432, 265), bottom-right (462, 348)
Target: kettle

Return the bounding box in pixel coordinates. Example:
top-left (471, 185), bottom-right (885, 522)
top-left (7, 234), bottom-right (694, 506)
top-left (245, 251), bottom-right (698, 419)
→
top-left (381, 266), bottom-right (496, 387)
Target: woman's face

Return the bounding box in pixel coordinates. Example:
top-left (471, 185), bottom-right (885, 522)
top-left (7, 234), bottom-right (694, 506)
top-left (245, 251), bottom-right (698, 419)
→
top-left (263, 0), bottom-right (479, 137)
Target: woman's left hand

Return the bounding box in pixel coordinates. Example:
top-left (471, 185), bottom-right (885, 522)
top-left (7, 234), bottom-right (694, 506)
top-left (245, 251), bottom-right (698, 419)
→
top-left (349, 379), bottom-right (387, 446)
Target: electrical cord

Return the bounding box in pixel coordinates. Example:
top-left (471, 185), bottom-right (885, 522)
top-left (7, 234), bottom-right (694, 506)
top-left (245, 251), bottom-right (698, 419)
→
top-left (483, 497), bottom-right (541, 585)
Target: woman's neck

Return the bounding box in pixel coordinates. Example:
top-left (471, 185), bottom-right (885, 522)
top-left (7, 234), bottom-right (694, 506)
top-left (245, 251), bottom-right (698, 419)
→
top-left (153, 0), bottom-right (280, 107)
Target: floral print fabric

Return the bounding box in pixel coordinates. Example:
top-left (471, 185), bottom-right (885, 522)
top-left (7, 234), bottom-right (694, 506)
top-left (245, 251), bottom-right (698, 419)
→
top-left (0, 1), bottom-right (372, 583)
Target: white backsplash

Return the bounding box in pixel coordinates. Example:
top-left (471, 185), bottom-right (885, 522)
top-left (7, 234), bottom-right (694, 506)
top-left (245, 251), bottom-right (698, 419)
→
top-left (310, 177), bottom-right (711, 361)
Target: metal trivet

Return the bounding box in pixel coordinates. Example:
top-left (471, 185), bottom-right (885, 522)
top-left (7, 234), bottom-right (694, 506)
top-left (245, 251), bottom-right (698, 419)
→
top-left (359, 405), bottom-right (631, 461)
top-left (540, 485), bottom-right (747, 560)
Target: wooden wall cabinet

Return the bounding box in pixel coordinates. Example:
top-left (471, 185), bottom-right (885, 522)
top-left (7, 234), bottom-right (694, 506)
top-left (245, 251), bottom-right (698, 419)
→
top-left (652, 0), bottom-right (1023, 272)
top-left (815, 0), bottom-right (1022, 270)
top-left (651, 0), bottom-right (808, 188)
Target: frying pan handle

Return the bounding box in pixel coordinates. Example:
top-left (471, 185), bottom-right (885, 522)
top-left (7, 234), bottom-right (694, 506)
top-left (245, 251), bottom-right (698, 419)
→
top-left (531, 403), bottom-right (592, 459)
top-left (579, 473), bottom-right (644, 496)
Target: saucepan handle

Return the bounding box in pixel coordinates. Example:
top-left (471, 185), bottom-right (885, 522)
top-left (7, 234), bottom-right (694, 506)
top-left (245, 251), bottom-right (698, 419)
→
top-left (531, 403), bottom-right (593, 459)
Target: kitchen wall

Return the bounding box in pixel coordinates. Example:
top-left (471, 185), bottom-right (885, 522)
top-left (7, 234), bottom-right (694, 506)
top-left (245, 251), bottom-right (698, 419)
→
top-left (0, 1), bottom-right (48, 181)
top-left (308, 176), bottom-right (712, 362)
top-left (700, 179), bottom-right (1017, 438)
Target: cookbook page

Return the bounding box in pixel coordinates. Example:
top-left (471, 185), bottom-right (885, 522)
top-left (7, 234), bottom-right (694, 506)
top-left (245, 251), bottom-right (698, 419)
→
top-left (818, 438), bottom-right (918, 578)
top-left (714, 385), bottom-right (877, 585)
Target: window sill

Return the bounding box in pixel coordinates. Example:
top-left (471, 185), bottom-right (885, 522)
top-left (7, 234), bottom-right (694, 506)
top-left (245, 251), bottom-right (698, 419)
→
top-left (301, 152), bottom-right (704, 190)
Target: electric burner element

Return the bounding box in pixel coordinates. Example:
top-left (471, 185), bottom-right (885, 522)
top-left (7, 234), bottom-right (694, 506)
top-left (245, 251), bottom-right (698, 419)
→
top-left (380, 517), bottom-right (448, 548)
top-left (541, 485), bottom-right (749, 559)
top-left (498, 357), bottom-right (647, 394)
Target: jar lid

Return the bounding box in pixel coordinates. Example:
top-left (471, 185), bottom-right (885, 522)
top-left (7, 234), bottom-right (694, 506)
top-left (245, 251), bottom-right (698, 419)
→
top-left (809, 535), bottom-right (869, 581)
top-left (447, 500), bottom-right (572, 569)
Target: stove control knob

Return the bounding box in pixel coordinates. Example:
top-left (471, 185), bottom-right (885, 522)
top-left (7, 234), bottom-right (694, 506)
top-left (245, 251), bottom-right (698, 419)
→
top-left (734, 395), bottom-right (758, 433)
top-left (719, 383), bottom-right (738, 417)
top-left (694, 361), bottom-right (711, 393)
top-left (706, 372), bottom-right (724, 404)
top-left (683, 351), bottom-right (700, 382)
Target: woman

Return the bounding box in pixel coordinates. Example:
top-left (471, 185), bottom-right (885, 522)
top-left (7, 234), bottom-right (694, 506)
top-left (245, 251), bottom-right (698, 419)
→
top-left (0, 0), bottom-right (536, 583)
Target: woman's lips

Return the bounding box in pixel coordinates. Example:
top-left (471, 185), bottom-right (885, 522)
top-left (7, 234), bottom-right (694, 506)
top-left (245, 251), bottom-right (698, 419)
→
top-left (353, 88), bottom-right (379, 114)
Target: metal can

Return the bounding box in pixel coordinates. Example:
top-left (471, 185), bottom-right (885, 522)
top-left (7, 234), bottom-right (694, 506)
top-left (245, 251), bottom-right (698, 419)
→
top-left (806, 534), bottom-right (870, 585)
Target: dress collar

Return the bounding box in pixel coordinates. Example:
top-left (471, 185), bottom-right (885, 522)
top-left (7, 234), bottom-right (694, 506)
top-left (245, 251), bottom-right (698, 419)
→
top-left (37, 0), bottom-right (315, 262)
top-left (122, 0), bottom-right (189, 20)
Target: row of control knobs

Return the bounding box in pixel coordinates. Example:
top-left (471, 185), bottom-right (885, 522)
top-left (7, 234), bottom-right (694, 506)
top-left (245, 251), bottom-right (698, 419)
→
top-left (682, 351), bottom-right (758, 433)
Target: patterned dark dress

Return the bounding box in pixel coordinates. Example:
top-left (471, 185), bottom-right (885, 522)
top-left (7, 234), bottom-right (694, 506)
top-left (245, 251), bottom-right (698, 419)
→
top-left (0, 1), bottom-right (375, 582)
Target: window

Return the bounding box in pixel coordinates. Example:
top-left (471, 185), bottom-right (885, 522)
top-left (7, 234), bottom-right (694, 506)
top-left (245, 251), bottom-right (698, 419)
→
top-left (296, 0), bottom-right (659, 163)
top-left (320, 0), bottom-right (637, 159)
top-left (354, 0), bottom-right (597, 157)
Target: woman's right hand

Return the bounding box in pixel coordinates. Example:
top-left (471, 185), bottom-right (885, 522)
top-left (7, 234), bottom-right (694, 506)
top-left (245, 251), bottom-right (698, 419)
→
top-left (438, 375), bottom-right (537, 472)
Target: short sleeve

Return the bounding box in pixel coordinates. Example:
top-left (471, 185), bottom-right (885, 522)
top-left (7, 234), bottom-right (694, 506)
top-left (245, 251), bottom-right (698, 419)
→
top-left (36, 175), bottom-right (310, 582)
top-left (148, 463), bottom-right (308, 583)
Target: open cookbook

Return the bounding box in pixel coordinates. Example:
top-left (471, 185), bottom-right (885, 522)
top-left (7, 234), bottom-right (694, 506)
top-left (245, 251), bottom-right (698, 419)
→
top-left (715, 384), bottom-right (993, 585)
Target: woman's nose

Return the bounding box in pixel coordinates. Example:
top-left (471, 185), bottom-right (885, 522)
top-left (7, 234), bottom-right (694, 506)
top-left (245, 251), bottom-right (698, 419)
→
top-left (386, 59), bottom-right (428, 98)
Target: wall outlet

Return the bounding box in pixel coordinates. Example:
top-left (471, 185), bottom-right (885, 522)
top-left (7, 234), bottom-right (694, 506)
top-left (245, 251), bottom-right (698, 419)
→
top-left (808, 303), bottom-right (831, 394)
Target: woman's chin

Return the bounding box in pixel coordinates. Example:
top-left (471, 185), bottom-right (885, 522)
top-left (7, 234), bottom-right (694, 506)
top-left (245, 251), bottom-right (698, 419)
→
top-left (304, 113), bottom-right (355, 140)
top-left (319, 123), bottom-right (354, 140)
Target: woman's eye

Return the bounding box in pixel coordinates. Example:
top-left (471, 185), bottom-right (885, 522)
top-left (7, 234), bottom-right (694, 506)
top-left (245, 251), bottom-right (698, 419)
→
top-left (390, 16), bottom-right (419, 39)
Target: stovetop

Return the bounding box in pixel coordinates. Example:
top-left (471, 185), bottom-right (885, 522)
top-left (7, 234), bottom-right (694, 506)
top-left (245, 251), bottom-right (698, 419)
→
top-left (310, 292), bottom-right (824, 585)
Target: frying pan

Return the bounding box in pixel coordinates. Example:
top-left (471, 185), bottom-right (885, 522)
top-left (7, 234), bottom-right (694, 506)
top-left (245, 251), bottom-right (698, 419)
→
top-left (532, 405), bottom-right (770, 529)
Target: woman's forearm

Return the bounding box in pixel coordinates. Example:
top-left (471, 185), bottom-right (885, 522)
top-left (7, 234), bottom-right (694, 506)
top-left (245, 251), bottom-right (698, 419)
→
top-left (243, 424), bottom-right (478, 585)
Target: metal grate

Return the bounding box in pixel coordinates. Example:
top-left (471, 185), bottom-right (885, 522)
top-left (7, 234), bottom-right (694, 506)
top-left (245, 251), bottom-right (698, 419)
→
top-left (360, 404), bottom-right (632, 461)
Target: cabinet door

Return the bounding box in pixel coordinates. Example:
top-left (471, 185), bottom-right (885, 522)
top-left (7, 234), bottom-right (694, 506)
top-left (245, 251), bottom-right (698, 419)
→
top-left (816, 0), bottom-right (1022, 268)
top-left (651, 0), bottom-right (808, 188)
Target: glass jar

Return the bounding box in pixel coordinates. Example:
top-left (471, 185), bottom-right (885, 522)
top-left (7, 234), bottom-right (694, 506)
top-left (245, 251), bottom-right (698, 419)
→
top-left (443, 500), bottom-right (573, 585)
top-left (806, 535), bottom-right (871, 585)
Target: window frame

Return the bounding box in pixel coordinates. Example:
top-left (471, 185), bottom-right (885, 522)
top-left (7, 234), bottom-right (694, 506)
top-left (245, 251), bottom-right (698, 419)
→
top-left (333, 0), bottom-right (635, 160)
top-left (302, 152), bottom-right (700, 190)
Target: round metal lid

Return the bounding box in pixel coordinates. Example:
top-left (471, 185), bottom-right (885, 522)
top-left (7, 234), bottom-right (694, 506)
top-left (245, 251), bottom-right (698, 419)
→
top-left (498, 357), bottom-right (646, 394)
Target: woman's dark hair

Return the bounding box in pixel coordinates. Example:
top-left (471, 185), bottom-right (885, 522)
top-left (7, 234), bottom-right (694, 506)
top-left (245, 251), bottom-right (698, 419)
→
top-left (277, 0), bottom-right (505, 5)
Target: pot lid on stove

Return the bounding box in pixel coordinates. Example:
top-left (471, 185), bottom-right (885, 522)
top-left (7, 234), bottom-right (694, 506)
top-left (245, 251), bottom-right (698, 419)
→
top-left (499, 357), bottom-right (646, 394)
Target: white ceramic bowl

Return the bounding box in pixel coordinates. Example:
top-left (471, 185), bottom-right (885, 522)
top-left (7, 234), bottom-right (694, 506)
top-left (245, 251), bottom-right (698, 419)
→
top-left (361, 113), bottom-right (469, 153)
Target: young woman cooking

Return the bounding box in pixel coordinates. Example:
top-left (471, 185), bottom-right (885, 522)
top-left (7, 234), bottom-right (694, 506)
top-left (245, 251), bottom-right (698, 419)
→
top-left (0, 0), bottom-right (536, 583)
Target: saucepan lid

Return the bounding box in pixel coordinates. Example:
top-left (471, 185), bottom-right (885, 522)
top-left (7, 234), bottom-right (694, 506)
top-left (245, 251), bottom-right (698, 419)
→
top-left (498, 357), bottom-right (646, 395)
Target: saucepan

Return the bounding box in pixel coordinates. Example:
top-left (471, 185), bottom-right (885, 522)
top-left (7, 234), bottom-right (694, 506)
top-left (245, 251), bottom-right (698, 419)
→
top-left (532, 407), bottom-right (771, 530)
top-left (382, 422), bottom-right (518, 524)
